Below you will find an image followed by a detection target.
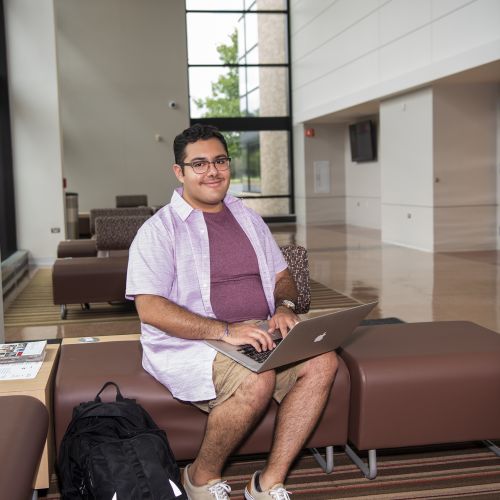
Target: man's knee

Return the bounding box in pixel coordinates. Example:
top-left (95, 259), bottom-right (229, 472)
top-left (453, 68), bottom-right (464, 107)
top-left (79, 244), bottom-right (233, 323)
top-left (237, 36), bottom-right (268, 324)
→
top-left (301, 351), bottom-right (338, 384)
top-left (237, 370), bottom-right (276, 407)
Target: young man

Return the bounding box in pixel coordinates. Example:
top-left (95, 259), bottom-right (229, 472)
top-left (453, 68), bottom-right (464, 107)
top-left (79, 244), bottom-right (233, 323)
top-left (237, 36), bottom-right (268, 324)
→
top-left (126, 124), bottom-right (338, 500)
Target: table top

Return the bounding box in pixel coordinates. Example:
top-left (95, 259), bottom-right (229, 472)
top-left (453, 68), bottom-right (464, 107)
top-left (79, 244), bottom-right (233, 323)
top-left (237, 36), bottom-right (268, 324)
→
top-left (62, 334), bottom-right (140, 345)
top-left (0, 343), bottom-right (60, 393)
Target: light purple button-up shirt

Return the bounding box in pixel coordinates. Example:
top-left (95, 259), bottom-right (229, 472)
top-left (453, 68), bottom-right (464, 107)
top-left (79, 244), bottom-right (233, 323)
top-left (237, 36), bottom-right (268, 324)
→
top-left (126, 188), bottom-right (287, 402)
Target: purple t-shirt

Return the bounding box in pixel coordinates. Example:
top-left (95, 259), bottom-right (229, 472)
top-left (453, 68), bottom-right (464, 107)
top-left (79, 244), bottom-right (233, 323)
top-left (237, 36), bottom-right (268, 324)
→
top-left (204, 206), bottom-right (270, 323)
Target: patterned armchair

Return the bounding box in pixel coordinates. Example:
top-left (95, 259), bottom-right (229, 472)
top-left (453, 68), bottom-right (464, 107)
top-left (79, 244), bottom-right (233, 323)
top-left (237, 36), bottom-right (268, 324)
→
top-left (89, 207), bottom-right (152, 235)
top-left (95, 215), bottom-right (150, 253)
top-left (280, 245), bottom-right (311, 314)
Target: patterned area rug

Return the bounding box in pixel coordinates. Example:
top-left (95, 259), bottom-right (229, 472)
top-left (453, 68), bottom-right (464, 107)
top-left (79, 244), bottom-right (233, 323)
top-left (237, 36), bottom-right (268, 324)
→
top-left (4, 268), bottom-right (361, 327)
top-left (40, 444), bottom-right (500, 499)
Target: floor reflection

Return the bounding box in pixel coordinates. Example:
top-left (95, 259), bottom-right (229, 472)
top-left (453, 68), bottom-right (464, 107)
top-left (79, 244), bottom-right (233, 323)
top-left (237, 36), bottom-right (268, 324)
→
top-left (301, 224), bottom-right (499, 332)
top-left (4, 222), bottom-right (499, 341)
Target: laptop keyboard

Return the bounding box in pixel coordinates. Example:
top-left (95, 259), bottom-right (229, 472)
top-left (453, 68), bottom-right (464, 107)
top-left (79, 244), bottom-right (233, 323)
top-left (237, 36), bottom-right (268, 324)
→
top-left (237, 338), bottom-right (283, 363)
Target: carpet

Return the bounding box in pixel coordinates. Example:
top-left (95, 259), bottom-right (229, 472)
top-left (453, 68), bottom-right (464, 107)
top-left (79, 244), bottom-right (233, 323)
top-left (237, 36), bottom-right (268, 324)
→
top-left (4, 268), bottom-right (361, 327)
top-left (39, 444), bottom-right (500, 499)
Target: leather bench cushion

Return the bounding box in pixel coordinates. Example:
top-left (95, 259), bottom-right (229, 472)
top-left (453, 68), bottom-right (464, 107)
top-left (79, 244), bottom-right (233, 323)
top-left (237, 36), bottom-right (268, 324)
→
top-left (52, 256), bottom-right (128, 304)
top-left (57, 239), bottom-right (97, 258)
top-left (55, 340), bottom-right (350, 461)
top-left (0, 396), bottom-right (48, 499)
top-left (340, 321), bottom-right (500, 450)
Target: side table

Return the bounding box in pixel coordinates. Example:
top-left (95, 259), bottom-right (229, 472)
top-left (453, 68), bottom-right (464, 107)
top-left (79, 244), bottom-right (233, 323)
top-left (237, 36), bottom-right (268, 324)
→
top-left (0, 343), bottom-right (59, 489)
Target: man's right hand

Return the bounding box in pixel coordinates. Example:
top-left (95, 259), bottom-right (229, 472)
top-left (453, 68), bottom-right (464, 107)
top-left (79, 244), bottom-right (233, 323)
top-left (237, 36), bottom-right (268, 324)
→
top-left (223, 322), bottom-right (275, 352)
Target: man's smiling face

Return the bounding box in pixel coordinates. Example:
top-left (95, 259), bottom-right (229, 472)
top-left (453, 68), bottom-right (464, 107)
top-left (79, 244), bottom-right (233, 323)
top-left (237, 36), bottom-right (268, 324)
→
top-left (173, 137), bottom-right (231, 213)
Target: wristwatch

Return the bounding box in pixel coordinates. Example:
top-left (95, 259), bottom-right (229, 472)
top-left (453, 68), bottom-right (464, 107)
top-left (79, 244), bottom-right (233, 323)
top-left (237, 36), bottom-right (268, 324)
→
top-left (276, 299), bottom-right (296, 312)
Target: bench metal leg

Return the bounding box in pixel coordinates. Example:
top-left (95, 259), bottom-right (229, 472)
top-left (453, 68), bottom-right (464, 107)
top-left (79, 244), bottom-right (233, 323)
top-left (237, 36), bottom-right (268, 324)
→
top-left (345, 444), bottom-right (377, 479)
top-left (483, 440), bottom-right (500, 457)
top-left (309, 446), bottom-right (334, 473)
top-left (60, 304), bottom-right (67, 320)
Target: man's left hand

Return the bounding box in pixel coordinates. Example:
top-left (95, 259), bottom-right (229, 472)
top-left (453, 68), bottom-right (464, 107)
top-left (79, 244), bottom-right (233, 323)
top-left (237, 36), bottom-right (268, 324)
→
top-left (267, 306), bottom-right (300, 338)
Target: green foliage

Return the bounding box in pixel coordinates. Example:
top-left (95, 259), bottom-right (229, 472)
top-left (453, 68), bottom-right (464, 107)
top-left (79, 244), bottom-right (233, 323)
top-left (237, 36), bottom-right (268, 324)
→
top-left (194, 30), bottom-right (241, 162)
top-left (194, 31), bottom-right (240, 117)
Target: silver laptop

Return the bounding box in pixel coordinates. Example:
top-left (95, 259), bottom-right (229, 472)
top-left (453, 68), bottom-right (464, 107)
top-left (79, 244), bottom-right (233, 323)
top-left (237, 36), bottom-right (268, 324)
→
top-left (205, 301), bottom-right (377, 372)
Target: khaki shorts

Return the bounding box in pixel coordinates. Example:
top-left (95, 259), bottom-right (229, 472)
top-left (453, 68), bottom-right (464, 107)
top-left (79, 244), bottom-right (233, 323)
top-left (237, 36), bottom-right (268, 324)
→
top-left (193, 352), bottom-right (306, 413)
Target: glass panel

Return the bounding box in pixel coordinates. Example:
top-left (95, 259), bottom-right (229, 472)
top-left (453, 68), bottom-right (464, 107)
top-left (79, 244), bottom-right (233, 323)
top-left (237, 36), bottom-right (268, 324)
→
top-left (245, 45), bottom-right (259, 64)
top-left (225, 130), bottom-right (290, 216)
top-left (246, 67), bottom-right (288, 116)
top-left (190, 67), bottom-right (288, 118)
top-left (239, 96), bottom-right (247, 115)
top-left (246, 66), bottom-right (259, 92)
top-left (238, 66), bottom-right (247, 97)
top-left (187, 13), bottom-right (287, 65)
top-left (187, 13), bottom-right (242, 65)
top-left (248, 0), bottom-right (287, 10)
top-left (253, 14), bottom-right (287, 64)
top-left (247, 89), bottom-right (260, 116)
top-left (244, 12), bottom-right (258, 50)
top-left (186, 0), bottom-right (286, 10)
top-left (186, 0), bottom-right (244, 10)
top-left (189, 66), bottom-right (241, 118)
top-left (237, 20), bottom-right (246, 62)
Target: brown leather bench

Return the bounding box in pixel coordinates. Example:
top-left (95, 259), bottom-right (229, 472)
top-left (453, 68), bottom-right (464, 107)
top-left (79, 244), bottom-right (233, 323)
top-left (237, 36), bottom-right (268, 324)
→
top-left (56, 207), bottom-right (153, 259)
top-left (0, 395), bottom-right (49, 500)
top-left (339, 321), bottom-right (500, 478)
top-left (52, 256), bottom-right (129, 319)
top-left (54, 339), bottom-right (351, 473)
top-left (53, 321), bottom-right (500, 482)
top-left (57, 239), bottom-right (97, 258)
top-left (52, 215), bottom-right (150, 319)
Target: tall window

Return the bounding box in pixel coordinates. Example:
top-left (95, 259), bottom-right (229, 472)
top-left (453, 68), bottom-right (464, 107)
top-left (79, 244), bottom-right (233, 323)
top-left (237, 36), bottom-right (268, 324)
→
top-left (186, 0), bottom-right (293, 220)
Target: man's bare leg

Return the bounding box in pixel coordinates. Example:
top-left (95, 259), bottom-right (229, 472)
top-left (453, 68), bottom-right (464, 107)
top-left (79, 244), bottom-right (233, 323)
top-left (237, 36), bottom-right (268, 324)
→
top-left (189, 369), bottom-right (276, 486)
top-left (259, 351), bottom-right (339, 489)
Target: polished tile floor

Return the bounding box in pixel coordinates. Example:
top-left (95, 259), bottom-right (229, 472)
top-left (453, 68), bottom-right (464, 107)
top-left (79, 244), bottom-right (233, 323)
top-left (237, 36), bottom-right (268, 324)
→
top-left (5, 223), bottom-right (500, 341)
top-left (295, 224), bottom-right (500, 332)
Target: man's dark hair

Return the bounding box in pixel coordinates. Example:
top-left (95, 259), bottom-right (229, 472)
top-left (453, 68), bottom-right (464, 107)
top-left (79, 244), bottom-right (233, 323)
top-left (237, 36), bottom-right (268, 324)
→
top-left (173, 124), bottom-right (229, 165)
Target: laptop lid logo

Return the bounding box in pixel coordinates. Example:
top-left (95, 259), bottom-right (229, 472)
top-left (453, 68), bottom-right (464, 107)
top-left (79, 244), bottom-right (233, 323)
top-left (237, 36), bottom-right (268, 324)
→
top-left (314, 332), bottom-right (327, 342)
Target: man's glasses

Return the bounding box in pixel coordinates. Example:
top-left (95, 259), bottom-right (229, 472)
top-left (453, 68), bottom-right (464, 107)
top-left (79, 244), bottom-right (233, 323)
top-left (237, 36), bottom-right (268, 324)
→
top-left (181, 157), bottom-right (231, 175)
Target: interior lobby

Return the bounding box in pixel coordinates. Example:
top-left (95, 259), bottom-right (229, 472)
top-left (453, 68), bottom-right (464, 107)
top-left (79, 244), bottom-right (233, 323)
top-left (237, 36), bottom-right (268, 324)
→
top-left (1, 0), bottom-right (499, 339)
top-left (1, 2), bottom-right (500, 499)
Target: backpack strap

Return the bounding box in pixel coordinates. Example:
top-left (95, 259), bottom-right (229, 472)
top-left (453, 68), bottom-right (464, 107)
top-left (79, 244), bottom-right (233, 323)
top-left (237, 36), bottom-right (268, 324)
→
top-left (95, 381), bottom-right (124, 403)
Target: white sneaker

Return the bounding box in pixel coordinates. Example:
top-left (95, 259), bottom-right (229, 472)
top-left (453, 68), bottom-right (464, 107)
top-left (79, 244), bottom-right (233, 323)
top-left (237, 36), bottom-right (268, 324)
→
top-left (244, 471), bottom-right (291, 500)
top-left (183, 464), bottom-right (231, 500)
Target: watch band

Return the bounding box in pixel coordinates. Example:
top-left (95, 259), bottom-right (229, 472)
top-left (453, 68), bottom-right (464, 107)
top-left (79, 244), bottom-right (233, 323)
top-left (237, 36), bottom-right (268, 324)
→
top-left (277, 299), bottom-right (296, 311)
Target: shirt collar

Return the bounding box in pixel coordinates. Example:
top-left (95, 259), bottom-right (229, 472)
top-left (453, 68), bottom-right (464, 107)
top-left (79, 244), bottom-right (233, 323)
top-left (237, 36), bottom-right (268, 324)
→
top-left (171, 187), bottom-right (240, 222)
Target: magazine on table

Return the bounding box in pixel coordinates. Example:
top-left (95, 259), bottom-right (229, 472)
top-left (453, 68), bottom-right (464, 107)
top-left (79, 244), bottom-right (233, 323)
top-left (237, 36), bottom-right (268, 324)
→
top-left (0, 340), bottom-right (47, 364)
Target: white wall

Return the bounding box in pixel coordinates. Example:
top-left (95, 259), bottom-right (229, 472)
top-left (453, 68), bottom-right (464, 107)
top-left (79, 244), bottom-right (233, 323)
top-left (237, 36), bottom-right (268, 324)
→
top-left (299, 124), bottom-right (346, 226)
top-left (55, 0), bottom-right (189, 211)
top-left (433, 83), bottom-right (498, 251)
top-left (344, 118), bottom-right (380, 229)
top-left (5, 0), bottom-right (65, 266)
top-left (380, 84), bottom-right (498, 252)
top-left (291, 0), bottom-right (500, 124)
top-left (380, 88), bottom-right (435, 251)
top-left (293, 123), bottom-right (307, 230)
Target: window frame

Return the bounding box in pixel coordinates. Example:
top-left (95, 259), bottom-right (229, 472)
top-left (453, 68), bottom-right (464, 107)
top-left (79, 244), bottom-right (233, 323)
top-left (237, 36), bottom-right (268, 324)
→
top-left (186, 2), bottom-right (294, 221)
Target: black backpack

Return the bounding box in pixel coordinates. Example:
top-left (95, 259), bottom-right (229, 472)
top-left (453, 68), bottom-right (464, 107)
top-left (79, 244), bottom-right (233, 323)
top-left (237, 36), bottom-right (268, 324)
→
top-left (58, 381), bottom-right (188, 500)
